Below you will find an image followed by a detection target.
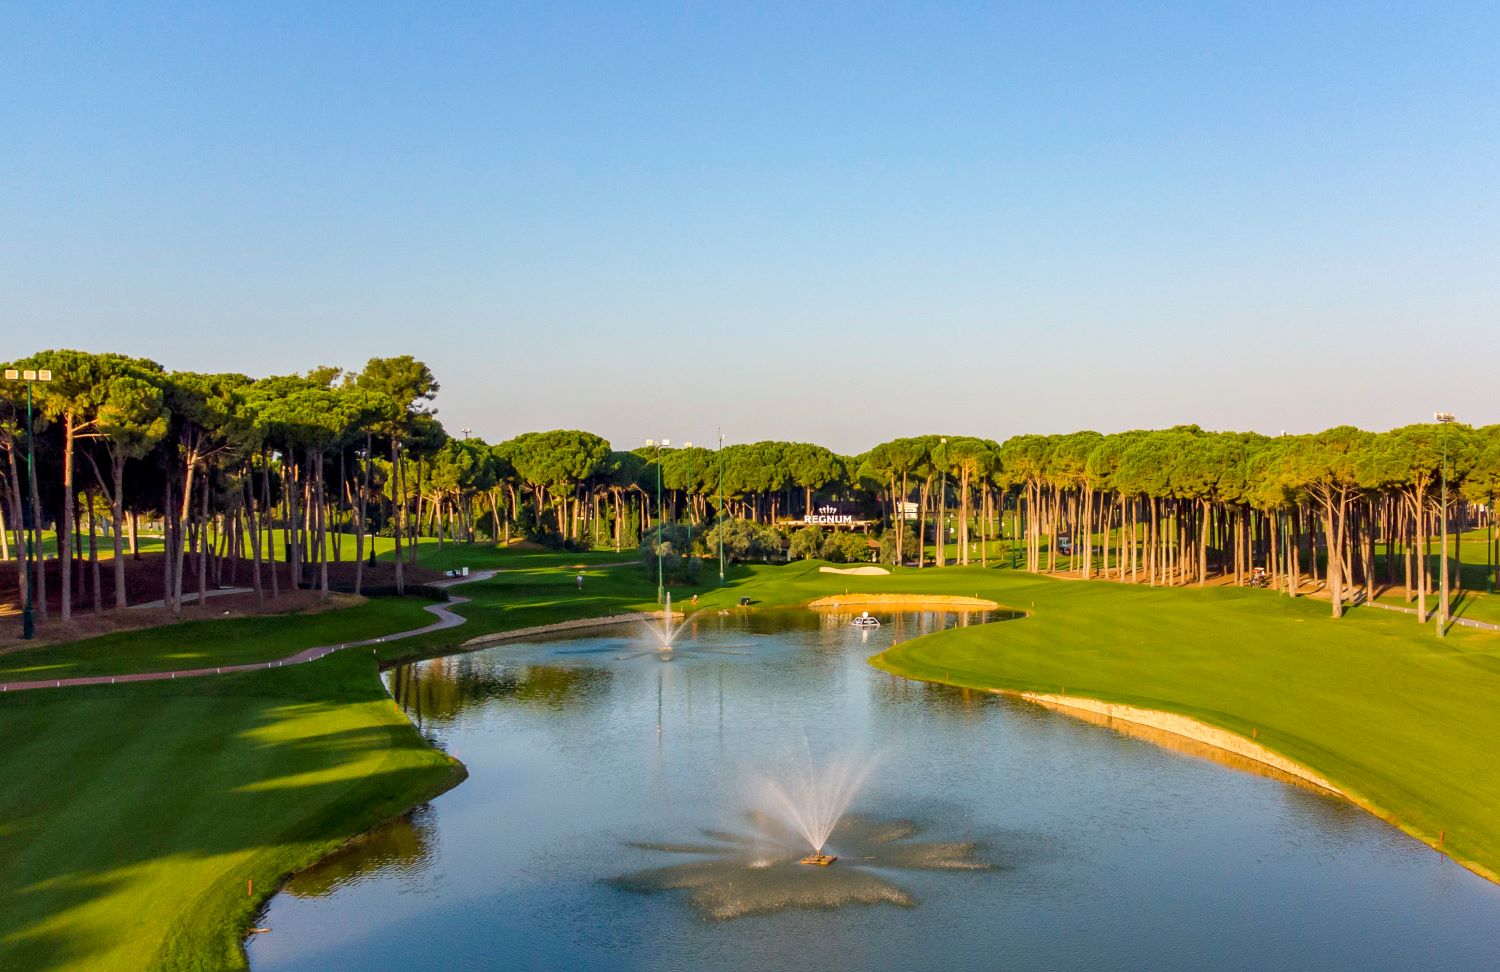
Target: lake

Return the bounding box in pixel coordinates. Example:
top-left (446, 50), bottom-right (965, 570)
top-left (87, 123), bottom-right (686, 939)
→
top-left (249, 609), bottom-right (1500, 970)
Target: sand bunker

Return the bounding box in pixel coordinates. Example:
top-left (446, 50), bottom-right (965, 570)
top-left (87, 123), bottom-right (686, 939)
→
top-left (818, 566), bottom-right (890, 576)
top-left (806, 593), bottom-right (1000, 610)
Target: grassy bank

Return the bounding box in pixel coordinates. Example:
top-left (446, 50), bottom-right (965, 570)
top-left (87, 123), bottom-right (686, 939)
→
top-left (0, 546), bottom-right (659, 971)
top-left (0, 652), bottom-right (462, 970)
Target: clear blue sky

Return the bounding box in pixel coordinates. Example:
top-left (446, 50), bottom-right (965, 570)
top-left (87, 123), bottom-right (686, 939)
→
top-left (4, 2), bottom-right (1497, 453)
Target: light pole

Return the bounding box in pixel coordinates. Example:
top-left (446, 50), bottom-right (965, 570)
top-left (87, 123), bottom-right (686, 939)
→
top-left (1488, 488), bottom-right (1495, 595)
top-left (645, 438), bottom-right (669, 602)
top-left (1010, 489), bottom-right (1018, 569)
top-left (717, 429), bottom-right (725, 584)
top-left (4, 367), bottom-right (53, 640)
top-left (1435, 412), bottom-right (1456, 636)
top-left (682, 441), bottom-right (696, 579)
top-left (459, 428), bottom-right (473, 541)
top-left (937, 437), bottom-right (947, 568)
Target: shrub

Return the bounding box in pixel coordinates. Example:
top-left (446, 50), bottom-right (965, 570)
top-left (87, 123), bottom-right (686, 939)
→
top-left (789, 526), bottom-right (824, 560)
top-left (823, 531), bottom-right (874, 563)
top-left (639, 523), bottom-right (701, 581)
top-left (879, 523), bottom-right (919, 565)
top-left (702, 519), bottom-right (788, 563)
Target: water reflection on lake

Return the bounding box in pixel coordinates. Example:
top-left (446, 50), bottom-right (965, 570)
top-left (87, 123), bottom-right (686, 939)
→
top-left (250, 610), bottom-right (1500, 971)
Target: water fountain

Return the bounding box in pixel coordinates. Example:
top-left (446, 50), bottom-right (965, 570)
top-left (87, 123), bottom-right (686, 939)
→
top-left (754, 747), bottom-right (881, 862)
top-left (652, 592), bottom-right (677, 649)
top-left (609, 805), bottom-right (991, 919)
top-left (611, 593), bottom-right (755, 661)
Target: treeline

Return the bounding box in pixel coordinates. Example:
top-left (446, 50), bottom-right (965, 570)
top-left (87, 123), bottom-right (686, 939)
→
top-left (3, 349), bottom-right (1498, 632)
top-left (0, 351), bottom-right (444, 623)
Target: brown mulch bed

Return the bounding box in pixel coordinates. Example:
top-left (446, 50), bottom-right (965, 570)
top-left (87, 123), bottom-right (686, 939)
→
top-left (0, 553), bottom-right (443, 649)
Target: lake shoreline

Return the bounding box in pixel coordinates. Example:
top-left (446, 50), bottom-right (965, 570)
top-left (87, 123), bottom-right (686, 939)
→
top-left (986, 687), bottom-right (1499, 887)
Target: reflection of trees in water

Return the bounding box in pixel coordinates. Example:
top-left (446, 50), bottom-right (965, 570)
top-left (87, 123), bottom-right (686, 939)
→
top-left (609, 811), bottom-right (991, 920)
top-left (390, 657), bottom-right (609, 728)
top-left (805, 608), bottom-right (1019, 646)
top-left (872, 673), bottom-right (1000, 722)
top-left (284, 806), bottom-right (437, 898)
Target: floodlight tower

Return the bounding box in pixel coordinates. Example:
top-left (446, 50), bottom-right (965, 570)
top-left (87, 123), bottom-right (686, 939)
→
top-left (645, 438), bottom-right (669, 602)
top-left (3, 367), bottom-right (54, 640)
top-left (717, 429), bottom-right (726, 584)
top-left (1435, 411), bottom-right (1456, 636)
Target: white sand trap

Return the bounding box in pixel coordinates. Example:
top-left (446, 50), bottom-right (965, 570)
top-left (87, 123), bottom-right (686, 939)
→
top-left (818, 565), bottom-right (890, 576)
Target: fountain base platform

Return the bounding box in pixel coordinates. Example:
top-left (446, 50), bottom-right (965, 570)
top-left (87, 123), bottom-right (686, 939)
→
top-left (799, 854), bottom-right (838, 867)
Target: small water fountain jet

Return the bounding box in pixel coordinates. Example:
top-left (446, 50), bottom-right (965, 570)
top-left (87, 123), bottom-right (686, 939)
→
top-left (612, 593), bottom-right (756, 662)
top-left (652, 592), bottom-right (677, 650)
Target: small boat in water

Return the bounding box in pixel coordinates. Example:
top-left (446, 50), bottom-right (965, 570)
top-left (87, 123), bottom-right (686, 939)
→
top-left (850, 611), bottom-right (880, 628)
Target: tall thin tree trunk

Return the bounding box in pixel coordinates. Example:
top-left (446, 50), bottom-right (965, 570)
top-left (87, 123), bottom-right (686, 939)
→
top-left (263, 452), bottom-right (279, 600)
top-left (355, 433), bottom-right (370, 595)
top-left (318, 456), bottom-right (330, 594)
top-left (59, 417), bottom-right (76, 622)
top-left (162, 473), bottom-right (175, 607)
top-left (391, 441), bottom-right (405, 595)
top-left (87, 488), bottom-right (101, 614)
top-left (196, 480), bottom-right (209, 609)
top-left (246, 475), bottom-right (263, 604)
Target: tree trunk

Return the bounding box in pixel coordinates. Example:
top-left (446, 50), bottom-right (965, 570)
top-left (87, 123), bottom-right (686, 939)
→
top-left (87, 488), bottom-right (101, 614)
top-left (391, 441), bottom-right (405, 595)
top-left (196, 478), bottom-right (209, 609)
top-left (5, 443), bottom-right (27, 615)
top-left (263, 452), bottom-right (278, 600)
top-left (246, 474), bottom-right (264, 603)
top-left (355, 432), bottom-right (370, 595)
top-left (1324, 502), bottom-right (1343, 619)
top-left (59, 416), bottom-right (76, 622)
top-left (317, 456), bottom-right (330, 594)
top-left (162, 472), bottom-right (175, 607)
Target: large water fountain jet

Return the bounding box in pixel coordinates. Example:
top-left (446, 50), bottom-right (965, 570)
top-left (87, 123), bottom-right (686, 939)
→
top-left (755, 746), bottom-right (881, 855)
top-left (609, 810), bottom-right (991, 919)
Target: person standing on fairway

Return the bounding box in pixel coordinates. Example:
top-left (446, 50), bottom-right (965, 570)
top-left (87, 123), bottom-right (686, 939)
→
top-left (576, 573), bottom-right (584, 591)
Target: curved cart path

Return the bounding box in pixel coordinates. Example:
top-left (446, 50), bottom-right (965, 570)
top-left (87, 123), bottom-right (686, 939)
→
top-left (0, 571), bottom-right (503, 694)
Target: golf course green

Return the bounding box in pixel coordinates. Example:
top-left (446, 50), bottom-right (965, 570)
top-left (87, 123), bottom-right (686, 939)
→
top-left (3, 542), bottom-right (1498, 969)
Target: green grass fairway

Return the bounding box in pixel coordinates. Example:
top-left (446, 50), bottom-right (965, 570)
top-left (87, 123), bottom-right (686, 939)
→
top-left (867, 567), bottom-right (1500, 883)
top-left (374, 561), bottom-right (665, 664)
top-left (0, 653), bottom-right (461, 971)
top-left (386, 539), bottom-right (633, 574)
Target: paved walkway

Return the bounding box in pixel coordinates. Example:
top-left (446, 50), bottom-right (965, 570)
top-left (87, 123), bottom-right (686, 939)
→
top-left (1359, 594), bottom-right (1500, 632)
top-left (0, 571), bottom-right (499, 694)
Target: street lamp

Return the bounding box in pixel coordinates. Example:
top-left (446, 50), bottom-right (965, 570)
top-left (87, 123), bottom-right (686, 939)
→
top-left (717, 429), bottom-right (726, 584)
top-left (4, 367), bottom-right (53, 640)
top-left (458, 428), bottom-right (474, 542)
top-left (1435, 411), bottom-right (1456, 636)
top-left (683, 442), bottom-right (694, 561)
top-left (645, 438), bottom-right (670, 602)
top-left (1010, 488), bottom-right (1019, 569)
top-left (937, 437), bottom-right (947, 568)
